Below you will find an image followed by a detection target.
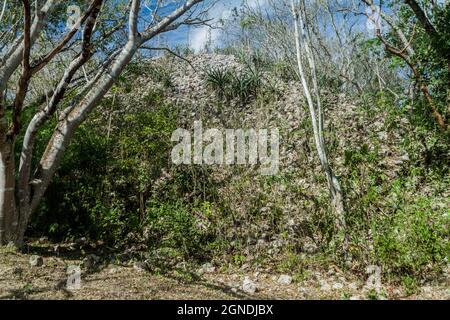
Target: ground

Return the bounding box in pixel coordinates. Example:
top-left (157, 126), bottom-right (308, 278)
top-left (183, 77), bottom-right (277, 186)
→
top-left (0, 241), bottom-right (448, 300)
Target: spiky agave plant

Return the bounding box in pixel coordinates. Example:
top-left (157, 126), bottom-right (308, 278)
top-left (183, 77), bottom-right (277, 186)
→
top-left (230, 70), bottom-right (262, 105)
top-left (204, 67), bottom-right (233, 99)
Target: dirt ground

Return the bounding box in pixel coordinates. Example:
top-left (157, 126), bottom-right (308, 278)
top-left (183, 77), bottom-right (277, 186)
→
top-left (0, 243), bottom-right (448, 300)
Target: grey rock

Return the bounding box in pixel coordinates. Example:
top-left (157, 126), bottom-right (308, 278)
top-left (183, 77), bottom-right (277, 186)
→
top-left (277, 275), bottom-right (293, 285)
top-left (38, 236), bottom-right (48, 244)
top-left (320, 281), bottom-right (331, 291)
top-left (348, 282), bottom-right (359, 290)
top-left (256, 239), bottom-right (267, 248)
top-left (378, 131), bottom-right (388, 140)
top-left (29, 255), bottom-right (43, 267)
top-left (303, 242), bottom-right (317, 254)
top-left (200, 262), bottom-right (216, 274)
top-left (400, 153), bottom-right (410, 161)
top-left (392, 288), bottom-right (403, 296)
top-left (332, 282), bottom-right (344, 290)
top-left (298, 287), bottom-right (308, 298)
top-left (242, 277), bottom-right (257, 294)
top-left (108, 267), bottom-right (119, 274)
top-left (421, 286), bottom-right (432, 295)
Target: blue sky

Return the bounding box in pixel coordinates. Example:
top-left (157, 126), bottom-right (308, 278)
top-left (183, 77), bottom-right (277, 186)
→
top-left (143, 0), bottom-right (268, 51)
top-left (144, 0), bottom-right (379, 52)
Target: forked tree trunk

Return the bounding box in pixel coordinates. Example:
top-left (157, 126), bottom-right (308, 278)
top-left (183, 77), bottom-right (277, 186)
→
top-left (0, 134), bottom-right (34, 246)
top-left (0, 0), bottom-right (205, 247)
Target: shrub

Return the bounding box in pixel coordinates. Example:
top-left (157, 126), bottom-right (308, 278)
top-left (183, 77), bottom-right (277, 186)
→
top-left (145, 202), bottom-right (209, 260)
top-left (373, 197), bottom-right (449, 279)
top-left (30, 102), bottom-right (178, 243)
top-left (230, 70), bottom-right (262, 105)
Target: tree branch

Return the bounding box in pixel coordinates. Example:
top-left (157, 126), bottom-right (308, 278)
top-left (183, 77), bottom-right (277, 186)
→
top-left (20, 0), bottom-right (104, 217)
top-left (9, 0), bottom-right (32, 138)
top-left (140, 46), bottom-right (196, 70)
top-left (30, 0), bottom-right (104, 75)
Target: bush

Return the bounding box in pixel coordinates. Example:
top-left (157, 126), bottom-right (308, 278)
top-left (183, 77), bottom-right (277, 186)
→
top-left (230, 70), bottom-right (262, 105)
top-left (29, 123), bottom-right (114, 241)
top-left (145, 202), bottom-right (207, 260)
top-left (373, 197), bottom-right (449, 279)
top-left (29, 100), bottom-right (178, 244)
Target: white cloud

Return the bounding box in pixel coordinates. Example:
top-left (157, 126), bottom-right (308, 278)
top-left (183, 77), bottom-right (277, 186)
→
top-left (189, 0), bottom-right (269, 52)
top-left (190, 27), bottom-right (214, 52)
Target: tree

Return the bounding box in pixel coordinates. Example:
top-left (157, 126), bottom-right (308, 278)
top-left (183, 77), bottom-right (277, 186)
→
top-left (225, 0), bottom-right (349, 246)
top-left (360, 0), bottom-right (449, 131)
top-left (0, 0), bottom-right (208, 246)
top-left (289, 0), bottom-right (347, 245)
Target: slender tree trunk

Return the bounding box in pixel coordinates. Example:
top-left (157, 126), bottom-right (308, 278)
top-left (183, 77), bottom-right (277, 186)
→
top-left (290, 0), bottom-right (346, 235)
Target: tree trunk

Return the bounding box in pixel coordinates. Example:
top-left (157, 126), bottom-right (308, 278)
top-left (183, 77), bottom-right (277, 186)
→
top-left (0, 137), bottom-right (17, 245)
top-left (0, 134), bottom-right (33, 247)
top-left (290, 0), bottom-right (346, 235)
top-left (0, 0), bottom-right (205, 247)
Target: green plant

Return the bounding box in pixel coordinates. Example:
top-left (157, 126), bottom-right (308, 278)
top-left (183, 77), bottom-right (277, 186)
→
top-left (145, 202), bottom-right (208, 260)
top-left (401, 276), bottom-right (419, 296)
top-left (29, 99), bottom-right (179, 244)
top-left (232, 254), bottom-right (246, 266)
top-left (204, 65), bottom-right (263, 105)
top-left (147, 64), bottom-right (174, 88)
top-left (373, 197), bottom-right (449, 278)
top-left (277, 253), bottom-right (304, 275)
top-left (230, 70), bottom-right (262, 105)
top-left (204, 67), bottom-right (233, 99)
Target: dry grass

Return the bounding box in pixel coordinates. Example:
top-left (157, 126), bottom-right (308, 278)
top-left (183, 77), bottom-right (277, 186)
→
top-left (1, 244), bottom-right (448, 300)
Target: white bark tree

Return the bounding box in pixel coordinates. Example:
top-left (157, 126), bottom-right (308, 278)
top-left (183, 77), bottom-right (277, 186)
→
top-left (289, 0), bottom-right (347, 241)
top-left (0, 0), bottom-right (207, 246)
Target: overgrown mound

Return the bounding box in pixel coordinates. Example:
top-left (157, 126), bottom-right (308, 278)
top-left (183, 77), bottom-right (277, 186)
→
top-left (30, 53), bottom-right (449, 285)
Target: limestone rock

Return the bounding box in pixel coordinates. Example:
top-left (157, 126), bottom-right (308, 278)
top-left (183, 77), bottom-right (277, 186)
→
top-left (29, 255), bottom-right (43, 267)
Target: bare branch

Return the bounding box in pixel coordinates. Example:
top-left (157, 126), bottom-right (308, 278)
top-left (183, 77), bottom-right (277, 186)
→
top-left (30, 0), bottom-right (104, 75)
top-left (9, 0), bottom-right (32, 137)
top-left (140, 46), bottom-right (196, 70)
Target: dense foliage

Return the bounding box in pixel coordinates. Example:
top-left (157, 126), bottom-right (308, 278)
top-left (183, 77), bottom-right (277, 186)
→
top-left (2, 1), bottom-right (446, 296)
